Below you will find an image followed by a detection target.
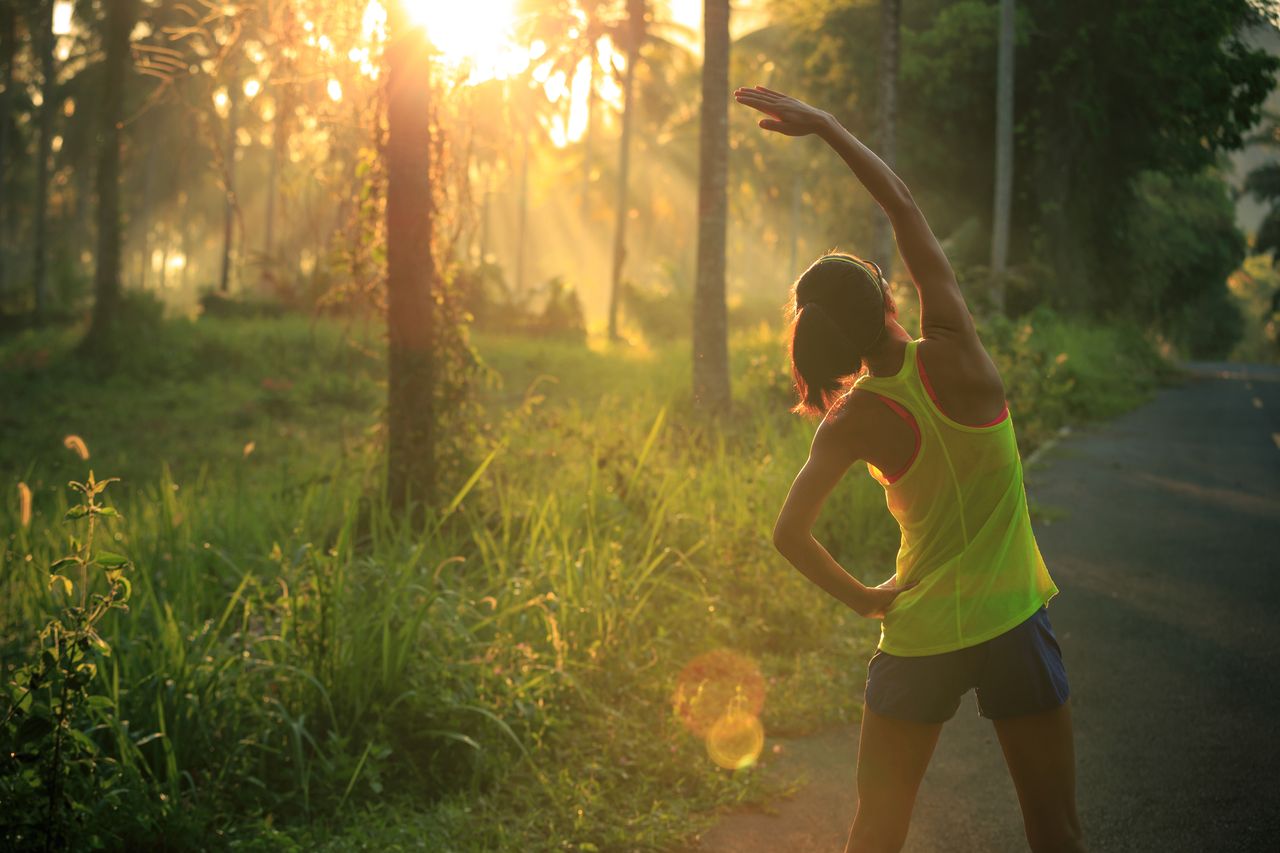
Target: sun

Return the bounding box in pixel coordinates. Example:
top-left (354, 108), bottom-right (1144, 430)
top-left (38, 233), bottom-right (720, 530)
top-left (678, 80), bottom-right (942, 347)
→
top-left (400, 0), bottom-right (528, 83)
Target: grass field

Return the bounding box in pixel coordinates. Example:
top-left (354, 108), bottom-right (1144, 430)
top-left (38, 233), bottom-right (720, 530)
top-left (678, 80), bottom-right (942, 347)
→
top-left (0, 311), bottom-right (1171, 850)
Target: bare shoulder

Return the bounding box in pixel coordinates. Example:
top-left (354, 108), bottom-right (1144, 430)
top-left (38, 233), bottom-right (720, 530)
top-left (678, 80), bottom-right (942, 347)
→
top-left (816, 389), bottom-right (896, 462)
top-left (814, 392), bottom-right (870, 460)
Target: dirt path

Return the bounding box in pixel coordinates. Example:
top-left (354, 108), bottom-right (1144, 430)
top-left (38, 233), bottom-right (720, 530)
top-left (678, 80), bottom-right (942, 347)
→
top-left (684, 364), bottom-right (1280, 852)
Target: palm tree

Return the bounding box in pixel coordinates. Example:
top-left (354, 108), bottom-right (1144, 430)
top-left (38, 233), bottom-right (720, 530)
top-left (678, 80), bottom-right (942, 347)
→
top-left (693, 0), bottom-right (730, 409)
top-left (990, 0), bottom-right (1015, 312)
top-left (607, 0), bottom-right (645, 341)
top-left (385, 2), bottom-right (437, 510)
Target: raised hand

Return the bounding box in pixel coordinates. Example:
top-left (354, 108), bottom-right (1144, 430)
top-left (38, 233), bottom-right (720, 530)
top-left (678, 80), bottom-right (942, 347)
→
top-left (733, 85), bottom-right (833, 137)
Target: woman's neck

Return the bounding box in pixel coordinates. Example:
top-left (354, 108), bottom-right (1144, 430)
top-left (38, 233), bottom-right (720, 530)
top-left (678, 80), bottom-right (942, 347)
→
top-left (863, 323), bottom-right (912, 377)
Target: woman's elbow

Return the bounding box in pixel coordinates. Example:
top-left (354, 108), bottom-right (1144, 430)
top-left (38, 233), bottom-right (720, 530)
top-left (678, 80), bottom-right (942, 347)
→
top-left (772, 525), bottom-right (804, 555)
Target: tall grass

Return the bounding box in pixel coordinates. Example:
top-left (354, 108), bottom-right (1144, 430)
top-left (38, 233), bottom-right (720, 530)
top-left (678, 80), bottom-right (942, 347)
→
top-left (0, 311), bottom-right (1167, 849)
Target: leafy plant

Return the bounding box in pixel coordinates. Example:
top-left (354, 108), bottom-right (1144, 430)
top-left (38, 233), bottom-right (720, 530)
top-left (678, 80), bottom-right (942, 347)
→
top-left (1, 472), bottom-right (137, 851)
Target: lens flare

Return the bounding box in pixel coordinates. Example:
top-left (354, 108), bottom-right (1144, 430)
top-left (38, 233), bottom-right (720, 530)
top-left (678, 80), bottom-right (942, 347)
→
top-left (673, 649), bottom-right (766, 736)
top-left (706, 698), bottom-right (766, 770)
top-left (673, 649), bottom-right (767, 768)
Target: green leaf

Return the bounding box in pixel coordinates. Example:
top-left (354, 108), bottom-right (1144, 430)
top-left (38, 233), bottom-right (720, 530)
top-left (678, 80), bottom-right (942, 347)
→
top-left (64, 505), bottom-right (89, 520)
top-left (50, 557), bottom-right (78, 572)
top-left (49, 574), bottom-right (73, 597)
top-left (94, 506), bottom-right (120, 518)
top-left (95, 551), bottom-right (129, 569)
top-left (86, 630), bottom-right (111, 657)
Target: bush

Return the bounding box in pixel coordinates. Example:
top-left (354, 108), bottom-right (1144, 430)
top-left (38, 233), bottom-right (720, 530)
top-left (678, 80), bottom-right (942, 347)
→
top-left (1227, 255), bottom-right (1280, 363)
top-left (620, 280), bottom-right (687, 341)
top-left (457, 262), bottom-right (585, 341)
top-left (198, 290), bottom-right (287, 320)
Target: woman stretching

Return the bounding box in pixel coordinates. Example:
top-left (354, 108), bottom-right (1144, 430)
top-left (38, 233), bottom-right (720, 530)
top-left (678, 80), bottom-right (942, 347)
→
top-left (733, 85), bottom-right (1085, 853)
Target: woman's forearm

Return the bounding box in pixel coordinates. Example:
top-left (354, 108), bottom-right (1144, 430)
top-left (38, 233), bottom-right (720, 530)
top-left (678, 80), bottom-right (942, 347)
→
top-left (775, 532), bottom-right (872, 614)
top-left (817, 115), bottom-right (914, 220)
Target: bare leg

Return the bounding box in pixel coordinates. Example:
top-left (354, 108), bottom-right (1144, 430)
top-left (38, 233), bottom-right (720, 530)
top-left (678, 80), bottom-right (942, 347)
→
top-left (992, 701), bottom-right (1086, 853)
top-left (845, 707), bottom-right (944, 853)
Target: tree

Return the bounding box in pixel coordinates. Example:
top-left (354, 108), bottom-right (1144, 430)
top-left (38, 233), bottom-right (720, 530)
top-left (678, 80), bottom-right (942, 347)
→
top-left (873, 0), bottom-right (900, 273)
top-left (608, 0), bottom-right (645, 341)
top-left (32, 0), bottom-right (57, 317)
top-left (0, 1), bottom-right (15, 300)
top-left (385, 4), bottom-right (436, 510)
top-left (693, 0), bottom-right (730, 410)
top-left (218, 47), bottom-right (241, 294)
top-left (1023, 0), bottom-right (1275, 312)
top-left (82, 0), bottom-right (137, 350)
top-left (989, 0), bottom-right (1013, 312)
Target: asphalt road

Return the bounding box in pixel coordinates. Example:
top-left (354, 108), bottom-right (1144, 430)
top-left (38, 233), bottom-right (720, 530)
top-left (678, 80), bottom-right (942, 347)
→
top-left (689, 364), bottom-right (1280, 852)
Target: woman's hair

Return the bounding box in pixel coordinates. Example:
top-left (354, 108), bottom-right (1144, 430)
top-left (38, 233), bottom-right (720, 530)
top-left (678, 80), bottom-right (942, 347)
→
top-left (785, 252), bottom-right (896, 417)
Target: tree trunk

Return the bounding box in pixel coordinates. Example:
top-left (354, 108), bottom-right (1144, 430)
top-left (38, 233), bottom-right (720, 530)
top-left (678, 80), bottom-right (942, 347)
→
top-left (581, 46), bottom-right (596, 217)
top-left (82, 0), bottom-right (136, 351)
top-left (515, 125), bottom-right (528, 294)
top-left (608, 0), bottom-right (644, 342)
top-left (693, 0), bottom-right (731, 410)
top-left (385, 6), bottom-right (436, 511)
top-left (989, 0), bottom-right (1015, 313)
top-left (0, 1), bottom-right (15, 299)
top-left (264, 96), bottom-right (280, 263)
top-left (219, 76), bottom-right (238, 293)
top-left (139, 141), bottom-right (154, 289)
top-left (873, 0), bottom-right (900, 273)
top-left (33, 0), bottom-right (55, 318)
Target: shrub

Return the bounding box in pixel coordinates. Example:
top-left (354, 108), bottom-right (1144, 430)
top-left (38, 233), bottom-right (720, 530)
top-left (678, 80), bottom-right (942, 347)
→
top-left (198, 291), bottom-right (287, 320)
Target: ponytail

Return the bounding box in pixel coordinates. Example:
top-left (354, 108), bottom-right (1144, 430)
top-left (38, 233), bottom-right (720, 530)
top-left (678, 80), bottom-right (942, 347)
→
top-left (789, 301), bottom-right (862, 417)
top-left (785, 253), bottom-right (891, 417)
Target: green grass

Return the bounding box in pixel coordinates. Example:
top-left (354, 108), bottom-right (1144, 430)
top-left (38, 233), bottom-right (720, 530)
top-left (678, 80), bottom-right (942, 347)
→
top-left (0, 311), bottom-right (1167, 850)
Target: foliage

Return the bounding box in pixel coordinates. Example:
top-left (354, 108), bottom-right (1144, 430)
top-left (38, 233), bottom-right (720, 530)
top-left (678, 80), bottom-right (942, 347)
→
top-left (457, 262), bottom-right (588, 342)
top-left (198, 291), bottom-right (287, 320)
top-left (1244, 127), bottom-right (1280, 267)
top-left (1, 470), bottom-right (149, 850)
top-left (621, 278), bottom-right (787, 343)
top-left (1021, 0), bottom-right (1274, 313)
top-left (769, 0), bottom-right (1273, 323)
top-left (1125, 169), bottom-right (1246, 358)
top-left (1227, 254), bottom-right (1280, 363)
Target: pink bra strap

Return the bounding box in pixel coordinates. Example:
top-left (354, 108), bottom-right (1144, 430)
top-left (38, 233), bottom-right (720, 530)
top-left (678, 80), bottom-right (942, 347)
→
top-left (867, 393), bottom-right (920, 483)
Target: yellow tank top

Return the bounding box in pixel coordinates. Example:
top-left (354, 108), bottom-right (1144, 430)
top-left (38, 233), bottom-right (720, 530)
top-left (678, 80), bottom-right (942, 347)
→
top-left (852, 338), bottom-right (1058, 656)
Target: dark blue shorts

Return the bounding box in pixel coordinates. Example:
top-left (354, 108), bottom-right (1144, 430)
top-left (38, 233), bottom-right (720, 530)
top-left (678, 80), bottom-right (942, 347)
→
top-left (864, 606), bottom-right (1070, 724)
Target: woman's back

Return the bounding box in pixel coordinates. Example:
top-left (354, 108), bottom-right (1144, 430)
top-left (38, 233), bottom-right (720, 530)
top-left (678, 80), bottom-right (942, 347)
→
top-left (852, 338), bottom-right (1058, 656)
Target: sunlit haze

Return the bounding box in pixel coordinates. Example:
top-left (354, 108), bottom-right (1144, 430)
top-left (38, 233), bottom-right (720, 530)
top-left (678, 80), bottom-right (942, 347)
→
top-left (401, 0), bottom-right (528, 83)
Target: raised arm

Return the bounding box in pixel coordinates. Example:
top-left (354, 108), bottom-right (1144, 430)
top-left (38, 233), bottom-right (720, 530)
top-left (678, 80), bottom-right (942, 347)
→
top-left (734, 85), bottom-right (975, 341)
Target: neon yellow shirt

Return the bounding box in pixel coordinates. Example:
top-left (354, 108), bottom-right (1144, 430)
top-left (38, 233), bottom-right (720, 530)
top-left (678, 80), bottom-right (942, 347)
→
top-left (852, 338), bottom-right (1058, 656)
